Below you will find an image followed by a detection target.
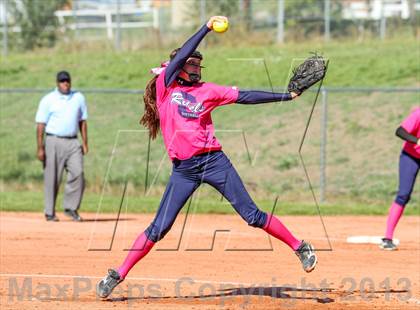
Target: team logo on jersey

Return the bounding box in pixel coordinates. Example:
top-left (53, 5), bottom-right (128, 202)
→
top-left (171, 91), bottom-right (204, 119)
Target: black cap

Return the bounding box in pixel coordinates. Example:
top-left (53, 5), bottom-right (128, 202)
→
top-left (56, 71), bottom-right (71, 82)
top-left (170, 49), bottom-right (203, 60)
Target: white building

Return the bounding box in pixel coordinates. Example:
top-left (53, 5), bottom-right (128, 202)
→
top-left (342, 0), bottom-right (417, 20)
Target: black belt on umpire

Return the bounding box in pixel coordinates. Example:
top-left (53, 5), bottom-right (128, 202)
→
top-left (46, 133), bottom-right (77, 139)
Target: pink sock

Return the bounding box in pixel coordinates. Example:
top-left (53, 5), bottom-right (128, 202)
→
top-left (263, 214), bottom-right (302, 251)
top-left (384, 202), bottom-right (405, 240)
top-left (117, 232), bottom-right (155, 279)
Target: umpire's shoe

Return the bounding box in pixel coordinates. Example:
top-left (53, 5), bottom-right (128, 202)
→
top-left (295, 241), bottom-right (317, 273)
top-left (379, 238), bottom-right (397, 251)
top-left (45, 214), bottom-right (59, 222)
top-left (64, 209), bottom-right (82, 222)
top-left (97, 269), bottom-right (123, 298)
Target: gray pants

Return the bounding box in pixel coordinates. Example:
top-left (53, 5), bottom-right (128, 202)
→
top-left (44, 135), bottom-right (85, 216)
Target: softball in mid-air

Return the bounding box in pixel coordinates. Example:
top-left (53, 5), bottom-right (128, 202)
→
top-left (213, 20), bottom-right (229, 33)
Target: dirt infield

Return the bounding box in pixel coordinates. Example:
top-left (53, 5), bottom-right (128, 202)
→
top-left (1, 212), bottom-right (419, 309)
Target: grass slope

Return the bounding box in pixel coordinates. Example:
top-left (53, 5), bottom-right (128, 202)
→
top-left (1, 37), bottom-right (418, 89)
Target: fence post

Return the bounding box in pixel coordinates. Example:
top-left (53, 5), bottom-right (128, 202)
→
top-left (152, 7), bottom-right (159, 29)
top-left (409, 0), bottom-right (418, 37)
top-left (106, 11), bottom-right (113, 39)
top-left (2, 0), bottom-right (8, 57)
top-left (276, 0), bottom-right (285, 44)
top-left (245, 0), bottom-right (253, 31)
top-left (380, 0), bottom-right (386, 40)
top-left (324, 0), bottom-right (330, 42)
top-left (73, 0), bottom-right (79, 39)
top-left (200, 0), bottom-right (206, 48)
top-left (320, 88), bottom-right (328, 203)
top-left (115, 0), bottom-right (121, 51)
top-left (200, 0), bottom-right (206, 25)
top-left (239, 0), bottom-right (244, 26)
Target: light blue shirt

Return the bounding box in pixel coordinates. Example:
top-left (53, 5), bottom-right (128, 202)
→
top-left (35, 88), bottom-right (88, 137)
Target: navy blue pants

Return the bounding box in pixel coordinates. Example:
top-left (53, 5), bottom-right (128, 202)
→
top-left (395, 151), bottom-right (419, 206)
top-left (145, 151), bottom-right (267, 242)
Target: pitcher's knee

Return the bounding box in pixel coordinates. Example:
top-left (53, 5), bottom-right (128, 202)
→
top-left (245, 209), bottom-right (267, 228)
top-left (395, 193), bottom-right (410, 206)
top-left (145, 223), bottom-right (171, 243)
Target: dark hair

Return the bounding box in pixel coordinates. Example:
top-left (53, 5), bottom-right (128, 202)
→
top-left (169, 48), bottom-right (203, 61)
top-left (140, 48), bottom-right (203, 139)
top-left (140, 75), bottom-right (159, 139)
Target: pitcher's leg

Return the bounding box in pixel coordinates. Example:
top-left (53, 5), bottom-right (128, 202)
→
top-left (119, 173), bottom-right (199, 279)
top-left (97, 173), bottom-right (199, 298)
top-left (145, 175), bottom-right (199, 243)
top-left (116, 232), bottom-right (155, 280)
top-left (203, 153), bottom-right (300, 249)
top-left (203, 153), bottom-right (316, 272)
top-left (263, 214), bottom-right (302, 251)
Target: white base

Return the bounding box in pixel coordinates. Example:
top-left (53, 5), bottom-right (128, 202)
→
top-left (346, 236), bottom-right (400, 246)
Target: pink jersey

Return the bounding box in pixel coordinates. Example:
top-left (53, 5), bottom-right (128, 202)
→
top-left (156, 70), bottom-right (239, 160)
top-left (400, 106), bottom-right (420, 159)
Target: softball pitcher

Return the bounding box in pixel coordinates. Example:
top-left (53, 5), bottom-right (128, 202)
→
top-left (381, 106), bottom-right (420, 250)
top-left (97, 16), bottom-right (319, 298)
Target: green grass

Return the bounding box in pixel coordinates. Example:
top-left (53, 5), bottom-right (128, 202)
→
top-left (0, 36), bottom-right (418, 89)
top-left (2, 190), bottom-right (419, 215)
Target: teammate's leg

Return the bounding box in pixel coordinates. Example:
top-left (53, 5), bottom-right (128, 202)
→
top-left (384, 202), bottom-right (404, 240)
top-left (382, 151), bottom-right (419, 250)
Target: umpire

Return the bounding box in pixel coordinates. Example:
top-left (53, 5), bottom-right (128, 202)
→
top-left (35, 71), bottom-right (88, 222)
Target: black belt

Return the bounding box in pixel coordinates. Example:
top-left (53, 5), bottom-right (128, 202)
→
top-left (173, 150), bottom-right (221, 164)
top-left (194, 150), bottom-right (220, 157)
top-left (46, 133), bottom-right (77, 139)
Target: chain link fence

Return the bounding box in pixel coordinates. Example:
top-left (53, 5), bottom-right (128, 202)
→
top-left (1, 87), bottom-right (419, 206)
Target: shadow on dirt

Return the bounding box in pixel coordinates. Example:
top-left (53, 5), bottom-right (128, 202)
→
top-left (109, 286), bottom-right (335, 304)
top-left (79, 218), bottom-right (136, 222)
top-left (108, 286), bottom-right (409, 305)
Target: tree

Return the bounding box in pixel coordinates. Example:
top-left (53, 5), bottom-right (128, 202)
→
top-left (10, 0), bottom-right (68, 50)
